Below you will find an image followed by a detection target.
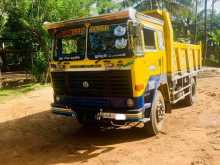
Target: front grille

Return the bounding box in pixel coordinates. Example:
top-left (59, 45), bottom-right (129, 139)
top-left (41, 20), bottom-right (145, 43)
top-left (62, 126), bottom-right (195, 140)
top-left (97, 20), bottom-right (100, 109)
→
top-left (51, 70), bottom-right (133, 97)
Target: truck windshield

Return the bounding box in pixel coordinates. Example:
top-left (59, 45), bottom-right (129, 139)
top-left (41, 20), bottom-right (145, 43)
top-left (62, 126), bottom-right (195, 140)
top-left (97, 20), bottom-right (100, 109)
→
top-left (88, 23), bottom-right (131, 59)
top-left (54, 23), bottom-right (131, 61)
top-left (55, 28), bottom-right (86, 60)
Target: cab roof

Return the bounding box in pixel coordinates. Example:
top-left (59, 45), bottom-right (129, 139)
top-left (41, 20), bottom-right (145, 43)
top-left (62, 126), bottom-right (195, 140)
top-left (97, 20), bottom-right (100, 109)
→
top-left (44, 8), bottom-right (164, 35)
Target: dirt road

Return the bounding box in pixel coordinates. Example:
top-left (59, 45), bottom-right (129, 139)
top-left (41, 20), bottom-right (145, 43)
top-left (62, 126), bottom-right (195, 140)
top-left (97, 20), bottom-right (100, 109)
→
top-left (0, 69), bottom-right (220, 165)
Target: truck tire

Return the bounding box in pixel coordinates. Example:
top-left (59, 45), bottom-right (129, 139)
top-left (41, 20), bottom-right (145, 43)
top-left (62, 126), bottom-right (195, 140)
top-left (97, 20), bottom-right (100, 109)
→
top-left (144, 90), bottom-right (166, 135)
top-left (183, 78), bottom-right (196, 106)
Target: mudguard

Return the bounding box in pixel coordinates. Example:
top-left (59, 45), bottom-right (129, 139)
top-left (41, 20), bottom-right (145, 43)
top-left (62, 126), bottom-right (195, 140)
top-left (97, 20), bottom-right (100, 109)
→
top-left (144, 75), bottom-right (168, 117)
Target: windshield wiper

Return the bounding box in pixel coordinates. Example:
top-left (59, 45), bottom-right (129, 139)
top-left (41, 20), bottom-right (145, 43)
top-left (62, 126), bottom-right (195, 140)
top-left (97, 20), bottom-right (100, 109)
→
top-left (95, 59), bottom-right (112, 64)
top-left (95, 58), bottom-right (103, 64)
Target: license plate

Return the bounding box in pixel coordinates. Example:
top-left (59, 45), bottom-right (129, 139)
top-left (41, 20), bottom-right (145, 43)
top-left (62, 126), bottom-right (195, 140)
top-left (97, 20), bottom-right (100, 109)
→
top-left (101, 112), bottom-right (115, 119)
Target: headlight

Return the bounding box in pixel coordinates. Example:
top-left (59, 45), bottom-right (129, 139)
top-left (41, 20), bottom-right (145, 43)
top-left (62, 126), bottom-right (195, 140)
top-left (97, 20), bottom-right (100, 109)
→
top-left (115, 38), bottom-right (128, 49)
top-left (114, 25), bottom-right (126, 36)
top-left (126, 98), bottom-right (134, 107)
top-left (55, 96), bottom-right (61, 102)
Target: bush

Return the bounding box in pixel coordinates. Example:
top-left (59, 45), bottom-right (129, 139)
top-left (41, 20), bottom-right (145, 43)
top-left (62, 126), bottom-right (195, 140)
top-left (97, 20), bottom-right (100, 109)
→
top-left (32, 52), bottom-right (48, 82)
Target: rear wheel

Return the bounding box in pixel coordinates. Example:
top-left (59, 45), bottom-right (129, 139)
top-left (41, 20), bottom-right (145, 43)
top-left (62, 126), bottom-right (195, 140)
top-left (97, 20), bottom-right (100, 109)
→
top-left (144, 90), bottom-right (166, 135)
top-left (183, 78), bottom-right (196, 106)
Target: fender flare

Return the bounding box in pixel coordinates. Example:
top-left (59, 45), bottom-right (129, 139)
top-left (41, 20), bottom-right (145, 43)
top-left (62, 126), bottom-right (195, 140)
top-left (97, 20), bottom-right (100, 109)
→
top-left (144, 75), bottom-right (170, 117)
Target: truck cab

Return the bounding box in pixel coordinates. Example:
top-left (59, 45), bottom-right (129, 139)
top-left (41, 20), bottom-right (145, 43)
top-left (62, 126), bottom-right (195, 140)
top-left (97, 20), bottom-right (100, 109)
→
top-left (45, 9), bottom-right (202, 135)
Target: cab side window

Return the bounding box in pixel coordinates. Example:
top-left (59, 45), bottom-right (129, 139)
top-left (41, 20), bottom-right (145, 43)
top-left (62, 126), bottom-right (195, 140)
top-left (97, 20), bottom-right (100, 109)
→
top-left (143, 28), bottom-right (156, 50)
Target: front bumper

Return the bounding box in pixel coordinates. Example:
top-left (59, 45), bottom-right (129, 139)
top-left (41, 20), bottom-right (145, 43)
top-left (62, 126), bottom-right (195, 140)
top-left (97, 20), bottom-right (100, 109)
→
top-left (97, 110), bottom-right (146, 122)
top-left (51, 106), bottom-right (75, 117)
top-left (51, 103), bottom-right (151, 122)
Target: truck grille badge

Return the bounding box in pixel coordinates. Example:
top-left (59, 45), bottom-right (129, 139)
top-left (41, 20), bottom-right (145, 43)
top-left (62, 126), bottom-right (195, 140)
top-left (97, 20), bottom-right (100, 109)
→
top-left (82, 81), bottom-right (89, 88)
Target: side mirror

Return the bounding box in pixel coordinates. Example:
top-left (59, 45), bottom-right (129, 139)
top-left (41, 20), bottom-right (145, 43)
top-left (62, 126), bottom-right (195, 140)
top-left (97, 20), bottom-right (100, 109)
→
top-left (128, 21), bottom-right (144, 56)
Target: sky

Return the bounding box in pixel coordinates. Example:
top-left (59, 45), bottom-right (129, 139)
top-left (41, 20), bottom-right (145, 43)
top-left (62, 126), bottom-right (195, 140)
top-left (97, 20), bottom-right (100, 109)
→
top-left (112, 0), bottom-right (220, 13)
top-left (207, 1), bottom-right (220, 13)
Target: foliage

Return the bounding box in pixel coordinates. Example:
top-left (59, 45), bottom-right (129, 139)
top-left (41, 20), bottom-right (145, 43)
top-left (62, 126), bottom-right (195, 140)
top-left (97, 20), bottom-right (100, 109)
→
top-left (210, 30), bottom-right (220, 46)
top-left (96, 0), bottom-right (119, 13)
top-left (32, 51), bottom-right (48, 82)
top-left (0, 0), bottom-right (220, 81)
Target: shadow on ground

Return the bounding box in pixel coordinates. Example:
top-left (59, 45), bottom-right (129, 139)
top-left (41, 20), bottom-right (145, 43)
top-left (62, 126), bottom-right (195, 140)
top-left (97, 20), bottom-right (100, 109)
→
top-left (0, 110), bottom-right (152, 165)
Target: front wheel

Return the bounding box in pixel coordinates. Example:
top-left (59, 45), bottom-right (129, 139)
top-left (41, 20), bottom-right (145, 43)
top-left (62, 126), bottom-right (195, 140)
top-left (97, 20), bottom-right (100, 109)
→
top-left (144, 90), bottom-right (166, 135)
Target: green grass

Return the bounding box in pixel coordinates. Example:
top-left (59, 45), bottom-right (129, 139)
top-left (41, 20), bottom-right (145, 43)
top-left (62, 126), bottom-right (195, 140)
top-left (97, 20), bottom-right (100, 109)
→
top-left (0, 83), bottom-right (49, 103)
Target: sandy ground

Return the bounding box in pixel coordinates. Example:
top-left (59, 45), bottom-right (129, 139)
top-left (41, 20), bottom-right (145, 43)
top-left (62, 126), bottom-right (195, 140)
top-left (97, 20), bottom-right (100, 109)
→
top-left (0, 69), bottom-right (220, 165)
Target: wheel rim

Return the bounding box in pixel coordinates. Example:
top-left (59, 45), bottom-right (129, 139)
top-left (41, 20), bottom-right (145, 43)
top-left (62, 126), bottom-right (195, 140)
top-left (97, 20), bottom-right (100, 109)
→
top-left (156, 100), bottom-right (166, 124)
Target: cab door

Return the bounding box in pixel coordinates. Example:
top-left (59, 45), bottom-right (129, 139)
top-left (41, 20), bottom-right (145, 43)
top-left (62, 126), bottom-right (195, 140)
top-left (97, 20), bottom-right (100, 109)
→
top-left (156, 30), bottom-right (166, 75)
top-left (142, 27), bottom-right (163, 76)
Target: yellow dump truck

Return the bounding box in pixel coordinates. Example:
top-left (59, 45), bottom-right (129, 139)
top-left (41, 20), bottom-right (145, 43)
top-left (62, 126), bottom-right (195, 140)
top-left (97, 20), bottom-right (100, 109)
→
top-left (45, 9), bottom-right (202, 135)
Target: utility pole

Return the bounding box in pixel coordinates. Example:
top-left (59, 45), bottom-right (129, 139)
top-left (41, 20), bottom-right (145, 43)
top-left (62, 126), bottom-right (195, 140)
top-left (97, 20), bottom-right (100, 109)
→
top-left (204, 0), bottom-right (208, 61)
top-left (0, 41), bottom-right (4, 88)
top-left (194, 0), bottom-right (198, 42)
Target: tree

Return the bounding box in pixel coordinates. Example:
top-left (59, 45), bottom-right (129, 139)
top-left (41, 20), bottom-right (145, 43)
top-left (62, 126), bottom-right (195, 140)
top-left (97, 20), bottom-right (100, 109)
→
top-left (0, 0), bottom-right (220, 79)
top-left (0, 0), bottom-right (120, 81)
top-left (96, 0), bottom-right (119, 14)
top-left (210, 0), bottom-right (220, 31)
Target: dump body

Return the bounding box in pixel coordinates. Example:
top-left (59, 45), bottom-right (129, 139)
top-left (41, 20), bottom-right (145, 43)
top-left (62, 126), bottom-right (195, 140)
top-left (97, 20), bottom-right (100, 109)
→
top-left (45, 9), bottom-right (202, 124)
top-left (173, 42), bottom-right (202, 74)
